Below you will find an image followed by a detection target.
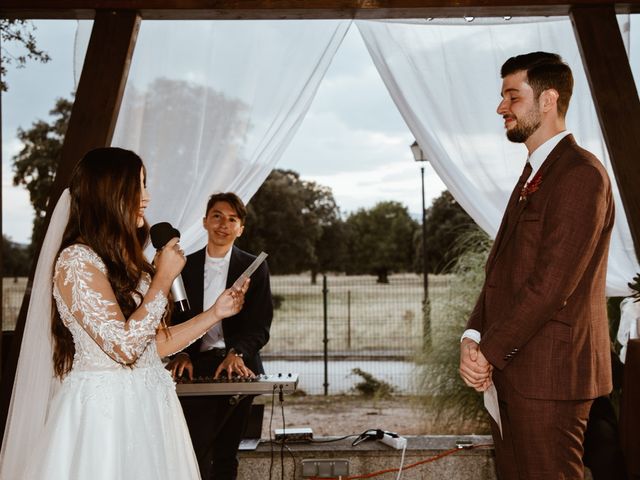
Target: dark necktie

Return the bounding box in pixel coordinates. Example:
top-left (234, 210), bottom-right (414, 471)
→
top-left (516, 162), bottom-right (533, 203)
top-left (490, 162), bottom-right (534, 264)
top-left (520, 161), bottom-right (533, 187)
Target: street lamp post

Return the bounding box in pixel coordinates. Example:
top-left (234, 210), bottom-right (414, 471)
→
top-left (410, 140), bottom-right (431, 348)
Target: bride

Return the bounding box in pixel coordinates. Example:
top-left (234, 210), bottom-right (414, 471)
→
top-left (0, 147), bottom-right (248, 479)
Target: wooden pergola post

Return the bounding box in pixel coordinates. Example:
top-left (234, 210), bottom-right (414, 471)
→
top-left (1, 0), bottom-right (639, 444)
top-left (0, 9), bottom-right (140, 436)
top-left (571, 5), bottom-right (640, 258)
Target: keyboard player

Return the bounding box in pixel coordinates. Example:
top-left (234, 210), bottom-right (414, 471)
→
top-left (166, 192), bottom-right (273, 480)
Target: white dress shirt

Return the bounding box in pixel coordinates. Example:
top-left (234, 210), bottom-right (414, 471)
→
top-left (200, 248), bottom-right (232, 351)
top-left (618, 297), bottom-right (640, 363)
top-left (461, 131), bottom-right (570, 344)
top-left (526, 130), bottom-right (570, 181)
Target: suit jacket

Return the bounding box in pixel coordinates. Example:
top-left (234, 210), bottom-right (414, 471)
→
top-left (467, 134), bottom-right (614, 400)
top-left (173, 245), bottom-right (273, 375)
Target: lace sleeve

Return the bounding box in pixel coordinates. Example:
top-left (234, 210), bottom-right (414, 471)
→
top-left (54, 245), bottom-right (168, 365)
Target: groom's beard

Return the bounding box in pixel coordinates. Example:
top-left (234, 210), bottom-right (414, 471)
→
top-left (505, 107), bottom-right (541, 143)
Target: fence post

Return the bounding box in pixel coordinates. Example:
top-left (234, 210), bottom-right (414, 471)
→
top-left (347, 290), bottom-right (351, 350)
top-left (322, 274), bottom-right (329, 396)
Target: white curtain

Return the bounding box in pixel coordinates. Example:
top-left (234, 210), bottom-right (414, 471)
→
top-left (357, 17), bottom-right (639, 296)
top-left (0, 19), bottom-right (350, 476)
top-left (102, 20), bottom-right (350, 254)
top-left (0, 191), bottom-right (70, 479)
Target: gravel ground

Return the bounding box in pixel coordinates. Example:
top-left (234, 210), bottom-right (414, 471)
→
top-left (258, 394), bottom-right (488, 439)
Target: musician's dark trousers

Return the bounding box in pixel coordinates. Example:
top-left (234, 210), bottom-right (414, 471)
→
top-left (179, 350), bottom-right (255, 480)
top-left (583, 396), bottom-right (626, 480)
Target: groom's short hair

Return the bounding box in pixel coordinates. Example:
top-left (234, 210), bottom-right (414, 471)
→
top-left (501, 51), bottom-right (573, 118)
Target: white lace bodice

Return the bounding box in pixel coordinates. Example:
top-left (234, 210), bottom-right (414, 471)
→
top-left (53, 244), bottom-right (168, 371)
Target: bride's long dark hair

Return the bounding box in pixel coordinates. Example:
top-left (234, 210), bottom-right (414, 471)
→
top-left (52, 147), bottom-right (155, 378)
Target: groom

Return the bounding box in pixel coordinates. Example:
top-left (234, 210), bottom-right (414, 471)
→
top-left (168, 192), bottom-right (273, 480)
top-left (459, 52), bottom-right (614, 479)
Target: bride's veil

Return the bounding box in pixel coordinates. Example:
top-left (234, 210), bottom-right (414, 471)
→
top-left (0, 189), bottom-right (70, 478)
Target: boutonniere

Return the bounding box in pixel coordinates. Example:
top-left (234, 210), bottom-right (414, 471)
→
top-left (519, 171), bottom-right (543, 202)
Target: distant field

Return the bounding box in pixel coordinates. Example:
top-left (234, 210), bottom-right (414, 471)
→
top-left (2, 277), bottom-right (28, 330)
top-left (265, 273), bottom-right (456, 354)
top-left (2, 274), bottom-right (459, 353)
top-left (2, 274), bottom-right (465, 397)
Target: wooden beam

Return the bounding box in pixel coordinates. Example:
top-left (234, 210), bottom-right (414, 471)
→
top-left (0, 9), bottom-right (140, 438)
top-left (0, 0), bottom-right (637, 20)
top-left (0, 94), bottom-right (3, 382)
top-left (57, 10), bottom-right (140, 187)
top-left (571, 5), bottom-right (640, 260)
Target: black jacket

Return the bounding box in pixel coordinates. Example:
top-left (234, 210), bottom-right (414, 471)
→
top-left (172, 245), bottom-right (273, 374)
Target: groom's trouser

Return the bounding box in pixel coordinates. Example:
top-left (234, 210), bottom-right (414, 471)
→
top-left (490, 370), bottom-right (593, 480)
top-left (179, 351), bottom-right (254, 480)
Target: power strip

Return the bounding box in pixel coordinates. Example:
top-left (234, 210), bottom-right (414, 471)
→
top-left (274, 427), bottom-right (313, 442)
top-left (379, 432), bottom-right (407, 450)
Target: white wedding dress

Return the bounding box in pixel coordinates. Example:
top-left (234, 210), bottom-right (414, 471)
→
top-left (23, 244), bottom-right (201, 480)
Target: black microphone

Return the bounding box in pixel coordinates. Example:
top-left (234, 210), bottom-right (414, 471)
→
top-left (150, 222), bottom-right (190, 313)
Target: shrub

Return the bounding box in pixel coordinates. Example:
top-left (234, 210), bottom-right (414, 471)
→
top-left (272, 294), bottom-right (285, 310)
top-left (351, 368), bottom-right (394, 399)
top-left (414, 229), bottom-right (492, 427)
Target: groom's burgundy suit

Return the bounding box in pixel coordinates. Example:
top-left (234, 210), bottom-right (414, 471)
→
top-left (467, 134), bottom-right (614, 478)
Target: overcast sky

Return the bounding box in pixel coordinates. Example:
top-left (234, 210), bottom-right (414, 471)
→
top-left (1, 20), bottom-right (447, 245)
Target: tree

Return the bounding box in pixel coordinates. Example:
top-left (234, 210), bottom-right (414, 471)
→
top-left (237, 169), bottom-right (343, 278)
top-left (13, 97), bottom-right (72, 248)
top-left (314, 219), bottom-right (349, 279)
top-left (12, 77), bottom-right (250, 251)
top-left (299, 175), bottom-right (346, 281)
top-left (415, 190), bottom-right (485, 274)
top-left (345, 201), bottom-right (418, 283)
top-left (415, 228), bottom-right (491, 425)
top-left (119, 77), bottom-right (249, 178)
top-left (1, 19), bottom-right (51, 92)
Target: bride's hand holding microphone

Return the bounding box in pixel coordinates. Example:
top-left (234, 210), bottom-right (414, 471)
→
top-left (153, 235), bottom-right (249, 318)
top-left (153, 237), bottom-right (186, 292)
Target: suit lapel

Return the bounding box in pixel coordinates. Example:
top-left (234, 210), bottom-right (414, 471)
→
top-left (191, 248), bottom-right (206, 314)
top-left (487, 134), bottom-right (574, 271)
top-left (226, 246), bottom-right (242, 289)
top-left (222, 246), bottom-right (242, 340)
top-left (491, 194), bottom-right (528, 264)
top-left (487, 165), bottom-right (533, 271)
top-left (531, 134), bottom-right (574, 186)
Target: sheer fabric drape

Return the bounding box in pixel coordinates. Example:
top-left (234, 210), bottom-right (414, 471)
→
top-left (0, 190), bottom-right (69, 479)
top-left (1, 20), bottom-right (349, 477)
top-left (357, 17), bottom-right (638, 296)
top-left (108, 20), bottom-right (351, 254)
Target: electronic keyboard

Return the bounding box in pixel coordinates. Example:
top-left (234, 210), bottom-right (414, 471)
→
top-left (175, 373), bottom-right (299, 396)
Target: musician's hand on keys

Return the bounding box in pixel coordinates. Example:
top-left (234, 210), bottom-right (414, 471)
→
top-left (165, 352), bottom-right (193, 380)
top-left (211, 279), bottom-right (250, 319)
top-left (214, 352), bottom-right (255, 380)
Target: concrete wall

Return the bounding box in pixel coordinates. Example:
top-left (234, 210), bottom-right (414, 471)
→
top-left (238, 435), bottom-right (496, 479)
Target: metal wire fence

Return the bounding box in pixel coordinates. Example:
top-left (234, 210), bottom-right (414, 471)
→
top-left (2, 278), bottom-right (27, 332)
top-left (2, 274), bottom-right (459, 395)
top-left (262, 273), bottom-right (457, 395)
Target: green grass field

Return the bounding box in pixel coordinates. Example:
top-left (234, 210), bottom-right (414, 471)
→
top-left (2, 274), bottom-right (459, 354)
top-left (265, 273), bottom-right (456, 354)
top-left (2, 277), bottom-right (28, 330)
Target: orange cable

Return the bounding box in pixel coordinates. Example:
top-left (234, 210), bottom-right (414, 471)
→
top-left (309, 443), bottom-right (493, 480)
